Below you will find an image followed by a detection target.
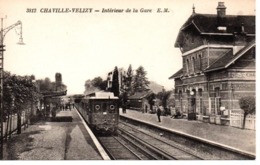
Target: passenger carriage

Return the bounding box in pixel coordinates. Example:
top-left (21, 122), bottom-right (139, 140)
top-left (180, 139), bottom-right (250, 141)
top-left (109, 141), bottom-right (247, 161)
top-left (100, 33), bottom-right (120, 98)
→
top-left (77, 91), bottom-right (119, 134)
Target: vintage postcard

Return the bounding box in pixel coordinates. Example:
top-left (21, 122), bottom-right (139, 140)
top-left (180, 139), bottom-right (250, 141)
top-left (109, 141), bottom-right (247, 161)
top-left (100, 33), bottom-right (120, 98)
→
top-left (0, 0), bottom-right (257, 163)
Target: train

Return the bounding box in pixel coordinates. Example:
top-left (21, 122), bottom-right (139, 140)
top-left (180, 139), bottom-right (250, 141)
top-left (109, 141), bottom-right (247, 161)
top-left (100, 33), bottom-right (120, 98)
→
top-left (75, 91), bottom-right (119, 134)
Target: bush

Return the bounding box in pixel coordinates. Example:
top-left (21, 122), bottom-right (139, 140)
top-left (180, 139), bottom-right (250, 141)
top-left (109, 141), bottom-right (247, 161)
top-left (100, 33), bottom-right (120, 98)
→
top-left (239, 96), bottom-right (255, 115)
top-left (239, 96), bottom-right (255, 129)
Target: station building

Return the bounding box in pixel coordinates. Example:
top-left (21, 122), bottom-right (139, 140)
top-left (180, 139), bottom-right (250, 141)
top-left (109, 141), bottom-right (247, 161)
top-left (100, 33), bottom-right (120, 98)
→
top-left (169, 2), bottom-right (255, 128)
top-left (127, 90), bottom-right (155, 113)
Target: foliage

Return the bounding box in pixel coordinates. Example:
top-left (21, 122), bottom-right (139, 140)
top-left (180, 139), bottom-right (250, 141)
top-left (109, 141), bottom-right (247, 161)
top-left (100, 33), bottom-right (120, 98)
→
top-left (239, 96), bottom-right (255, 115)
top-left (111, 66), bottom-right (119, 96)
top-left (132, 66), bottom-right (150, 93)
top-left (157, 90), bottom-right (172, 108)
top-left (84, 79), bottom-right (94, 94)
top-left (91, 77), bottom-right (107, 90)
top-left (167, 97), bottom-right (175, 107)
top-left (36, 78), bottom-right (53, 92)
top-left (118, 90), bottom-right (128, 108)
top-left (36, 76), bottom-right (67, 92)
top-left (84, 77), bottom-right (107, 95)
top-left (3, 71), bottom-right (39, 115)
top-left (147, 93), bottom-right (156, 110)
top-left (125, 64), bottom-right (133, 94)
top-left (239, 95), bottom-right (255, 129)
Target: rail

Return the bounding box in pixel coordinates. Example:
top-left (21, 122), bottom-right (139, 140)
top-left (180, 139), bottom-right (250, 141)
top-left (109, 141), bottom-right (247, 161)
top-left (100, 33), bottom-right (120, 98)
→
top-left (120, 115), bottom-right (255, 160)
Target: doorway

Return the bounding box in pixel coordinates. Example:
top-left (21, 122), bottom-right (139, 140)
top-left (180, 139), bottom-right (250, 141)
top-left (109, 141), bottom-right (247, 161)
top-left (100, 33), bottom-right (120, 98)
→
top-left (188, 89), bottom-right (196, 120)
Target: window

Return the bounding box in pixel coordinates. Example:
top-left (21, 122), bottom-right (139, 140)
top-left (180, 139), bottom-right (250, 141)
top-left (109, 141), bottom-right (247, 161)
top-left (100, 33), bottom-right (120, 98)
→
top-left (214, 87), bottom-right (221, 115)
top-left (102, 103), bottom-right (107, 113)
top-left (214, 87), bottom-right (220, 97)
top-left (179, 91), bottom-right (183, 112)
top-left (191, 89), bottom-right (196, 113)
top-left (192, 57), bottom-right (196, 73)
top-left (186, 59), bottom-right (189, 74)
top-left (94, 104), bottom-right (101, 113)
top-left (178, 91), bottom-right (182, 100)
top-left (108, 104), bottom-right (116, 113)
top-left (198, 89), bottom-right (203, 114)
top-left (198, 54), bottom-right (202, 71)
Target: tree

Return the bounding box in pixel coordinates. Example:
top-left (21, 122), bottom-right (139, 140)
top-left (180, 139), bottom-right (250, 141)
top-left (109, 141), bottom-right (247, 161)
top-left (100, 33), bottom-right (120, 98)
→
top-left (111, 66), bottom-right (119, 97)
top-left (84, 79), bottom-right (98, 94)
top-left (92, 77), bottom-right (107, 90)
top-left (147, 93), bottom-right (156, 111)
top-left (239, 96), bottom-right (255, 129)
top-left (133, 66), bottom-right (150, 93)
top-left (125, 64), bottom-right (134, 94)
top-left (157, 90), bottom-right (171, 108)
top-left (36, 78), bottom-right (53, 92)
top-left (84, 77), bottom-right (108, 94)
top-left (3, 72), bottom-right (39, 134)
top-left (36, 76), bottom-right (67, 93)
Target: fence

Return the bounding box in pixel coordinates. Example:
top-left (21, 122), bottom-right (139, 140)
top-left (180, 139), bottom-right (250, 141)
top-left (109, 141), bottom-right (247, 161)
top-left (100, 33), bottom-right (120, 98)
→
top-left (230, 110), bottom-right (255, 130)
top-left (2, 111), bottom-right (27, 139)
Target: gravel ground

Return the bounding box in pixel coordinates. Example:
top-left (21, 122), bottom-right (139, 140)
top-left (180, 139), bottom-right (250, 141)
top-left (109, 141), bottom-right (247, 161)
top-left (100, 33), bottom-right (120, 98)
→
top-left (2, 109), bottom-right (102, 160)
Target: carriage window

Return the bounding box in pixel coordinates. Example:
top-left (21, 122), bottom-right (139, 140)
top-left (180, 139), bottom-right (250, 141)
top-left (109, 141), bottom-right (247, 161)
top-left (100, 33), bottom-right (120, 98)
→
top-left (94, 104), bottom-right (101, 112)
top-left (102, 103), bottom-right (107, 113)
top-left (108, 104), bottom-right (116, 113)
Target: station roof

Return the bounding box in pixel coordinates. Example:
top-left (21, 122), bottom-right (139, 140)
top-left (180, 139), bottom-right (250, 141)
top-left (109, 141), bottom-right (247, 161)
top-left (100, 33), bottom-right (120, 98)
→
top-left (204, 40), bottom-right (255, 72)
top-left (168, 40), bottom-right (255, 79)
top-left (175, 13), bottom-right (255, 47)
top-left (128, 90), bottom-right (154, 100)
top-left (168, 68), bottom-right (183, 80)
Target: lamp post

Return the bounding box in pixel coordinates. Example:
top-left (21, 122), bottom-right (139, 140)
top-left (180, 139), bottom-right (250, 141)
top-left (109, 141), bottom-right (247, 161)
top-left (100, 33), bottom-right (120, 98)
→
top-left (0, 17), bottom-right (25, 159)
top-left (188, 90), bottom-right (196, 120)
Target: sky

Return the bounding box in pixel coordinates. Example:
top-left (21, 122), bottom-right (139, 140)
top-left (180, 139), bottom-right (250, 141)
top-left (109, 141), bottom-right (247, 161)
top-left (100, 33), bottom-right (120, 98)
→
top-left (0, 0), bottom-right (256, 95)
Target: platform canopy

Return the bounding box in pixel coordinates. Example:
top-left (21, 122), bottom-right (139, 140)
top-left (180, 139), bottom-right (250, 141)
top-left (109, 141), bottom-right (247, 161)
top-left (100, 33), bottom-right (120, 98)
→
top-left (41, 90), bottom-right (67, 98)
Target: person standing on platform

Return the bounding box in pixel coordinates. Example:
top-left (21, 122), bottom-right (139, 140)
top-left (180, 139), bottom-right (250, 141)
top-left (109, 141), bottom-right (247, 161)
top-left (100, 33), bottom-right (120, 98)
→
top-left (122, 91), bottom-right (127, 114)
top-left (122, 103), bottom-right (126, 114)
top-left (156, 106), bottom-right (161, 122)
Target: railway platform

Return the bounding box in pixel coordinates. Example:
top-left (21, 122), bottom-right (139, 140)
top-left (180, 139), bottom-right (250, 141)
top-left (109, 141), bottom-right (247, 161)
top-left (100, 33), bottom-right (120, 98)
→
top-left (1, 108), bottom-right (106, 160)
top-left (119, 109), bottom-right (256, 155)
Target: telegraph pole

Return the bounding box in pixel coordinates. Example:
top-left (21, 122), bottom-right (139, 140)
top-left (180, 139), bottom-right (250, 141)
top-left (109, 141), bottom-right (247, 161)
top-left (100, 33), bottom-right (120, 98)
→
top-left (0, 17), bottom-right (24, 159)
top-left (0, 17), bottom-right (4, 159)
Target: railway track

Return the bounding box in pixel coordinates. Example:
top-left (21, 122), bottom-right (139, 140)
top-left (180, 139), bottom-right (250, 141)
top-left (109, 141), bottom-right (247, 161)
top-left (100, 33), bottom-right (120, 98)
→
top-left (97, 122), bottom-right (202, 160)
top-left (98, 136), bottom-right (144, 160)
top-left (118, 122), bottom-right (203, 160)
top-left (76, 106), bottom-right (200, 160)
top-left (119, 116), bottom-right (255, 160)
top-left (76, 105), bottom-right (254, 160)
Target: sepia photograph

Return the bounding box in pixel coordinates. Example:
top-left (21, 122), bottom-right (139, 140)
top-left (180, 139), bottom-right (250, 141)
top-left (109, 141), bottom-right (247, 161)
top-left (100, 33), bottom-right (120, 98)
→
top-left (0, 0), bottom-right (257, 162)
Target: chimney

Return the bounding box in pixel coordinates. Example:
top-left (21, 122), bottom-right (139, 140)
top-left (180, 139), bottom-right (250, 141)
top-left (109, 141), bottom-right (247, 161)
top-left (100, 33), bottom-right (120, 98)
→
top-left (192, 4), bottom-right (195, 15)
top-left (216, 2), bottom-right (226, 17)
